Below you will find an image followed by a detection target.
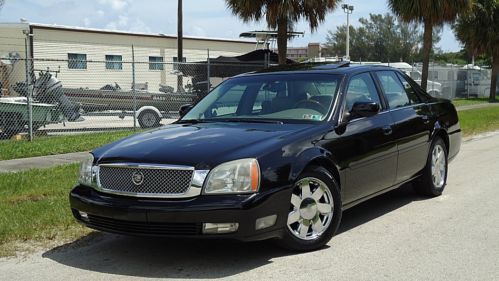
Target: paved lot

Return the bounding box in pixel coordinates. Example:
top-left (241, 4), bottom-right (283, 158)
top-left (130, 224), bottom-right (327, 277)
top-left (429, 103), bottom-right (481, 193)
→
top-left (1, 132), bottom-right (498, 281)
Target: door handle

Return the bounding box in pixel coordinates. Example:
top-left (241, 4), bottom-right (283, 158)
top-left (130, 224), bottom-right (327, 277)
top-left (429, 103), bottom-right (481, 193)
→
top-left (382, 125), bottom-right (393, 135)
top-left (421, 115), bottom-right (430, 124)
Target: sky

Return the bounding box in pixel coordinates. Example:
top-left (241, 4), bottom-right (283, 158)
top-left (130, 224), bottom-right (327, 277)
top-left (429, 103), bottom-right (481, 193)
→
top-left (0, 0), bottom-right (461, 52)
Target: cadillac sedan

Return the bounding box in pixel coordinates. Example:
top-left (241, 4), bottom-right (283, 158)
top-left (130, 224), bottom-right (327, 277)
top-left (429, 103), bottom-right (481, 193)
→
top-left (70, 63), bottom-right (461, 251)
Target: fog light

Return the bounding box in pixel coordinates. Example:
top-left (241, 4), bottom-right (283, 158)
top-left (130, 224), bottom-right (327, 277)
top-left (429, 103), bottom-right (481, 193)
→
top-left (255, 214), bottom-right (277, 230)
top-left (202, 223), bottom-right (239, 234)
top-left (78, 211), bottom-right (89, 221)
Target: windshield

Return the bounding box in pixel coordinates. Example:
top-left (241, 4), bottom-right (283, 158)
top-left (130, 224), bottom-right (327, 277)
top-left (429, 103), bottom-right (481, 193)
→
top-left (182, 73), bottom-right (341, 123)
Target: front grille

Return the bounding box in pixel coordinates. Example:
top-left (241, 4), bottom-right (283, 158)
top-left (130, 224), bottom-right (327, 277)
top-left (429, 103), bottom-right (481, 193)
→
top-left (98, 165), bottom-right (194, 196)
top-left (85, 214), bottom-right (202, 236)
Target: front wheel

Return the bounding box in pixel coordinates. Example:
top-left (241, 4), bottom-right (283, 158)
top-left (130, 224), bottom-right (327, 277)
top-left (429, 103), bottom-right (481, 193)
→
top-left (278, 166), bottom-right (342, 251)
top-left (414, 137), bottom-right (448, 197)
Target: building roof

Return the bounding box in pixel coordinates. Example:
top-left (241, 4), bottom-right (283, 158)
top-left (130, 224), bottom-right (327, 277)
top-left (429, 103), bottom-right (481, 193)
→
top-left (2, 22), bottom-right (254, 45)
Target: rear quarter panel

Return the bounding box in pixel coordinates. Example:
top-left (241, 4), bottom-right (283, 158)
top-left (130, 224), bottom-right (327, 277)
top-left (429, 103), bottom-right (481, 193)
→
top-left (429, 99), bottom-right (461, 161)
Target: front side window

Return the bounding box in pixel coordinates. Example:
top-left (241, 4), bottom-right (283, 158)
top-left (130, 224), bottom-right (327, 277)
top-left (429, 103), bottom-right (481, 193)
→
top-left (68, 53), bottom-right (87, 70)
top-left (182, 74), bottom-right (341, 123)
top-left (345, 73), bottom-right (381, 112)
top-left (375, 71), bottom-right (410, 109)
top-left (105, 55), bottom-right (123, 70)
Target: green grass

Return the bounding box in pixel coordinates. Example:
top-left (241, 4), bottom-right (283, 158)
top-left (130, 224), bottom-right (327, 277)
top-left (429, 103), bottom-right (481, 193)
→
top-left (0, 130), bottom-right (141, 161)
top-left (458, 106), bottom-right (499, 136)
top-left (0, 164), bottom-right (90, 256)
top-left (452, 97), bottom-right (499, 107)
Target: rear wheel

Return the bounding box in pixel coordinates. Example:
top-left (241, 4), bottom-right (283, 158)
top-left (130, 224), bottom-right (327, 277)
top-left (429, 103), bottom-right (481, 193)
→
top-left (278, 166), bottom-right (342, 251)
top-left (414, 137), bottom-right (448, 197)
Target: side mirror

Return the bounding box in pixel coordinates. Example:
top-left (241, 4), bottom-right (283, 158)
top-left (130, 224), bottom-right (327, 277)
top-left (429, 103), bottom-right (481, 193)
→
top-left (350, 101), bottom-right (380, 118)
top-left (179, 104), bottom-right (194, 118)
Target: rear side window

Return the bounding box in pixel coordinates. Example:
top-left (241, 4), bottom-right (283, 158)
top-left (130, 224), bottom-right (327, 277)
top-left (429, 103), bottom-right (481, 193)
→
top-left (375, 71), bottom-right (410, 109)
top-left (345, 73), bottom-right (381, 112)
top-left (396, 72), bottom-right (421, 104)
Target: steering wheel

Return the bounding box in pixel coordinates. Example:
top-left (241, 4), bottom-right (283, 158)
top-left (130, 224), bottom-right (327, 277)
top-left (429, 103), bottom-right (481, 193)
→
top-left (294, 99), bottom-right (328, 114)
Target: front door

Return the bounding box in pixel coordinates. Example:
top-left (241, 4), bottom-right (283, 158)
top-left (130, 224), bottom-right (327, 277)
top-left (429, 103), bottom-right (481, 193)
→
top-left (329, 72), bottom-right (398, 204)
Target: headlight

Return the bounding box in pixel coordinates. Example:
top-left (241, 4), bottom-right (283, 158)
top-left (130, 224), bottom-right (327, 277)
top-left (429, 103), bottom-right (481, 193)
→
top-left (204, 158), bottom-right (260, 194)
top-left (79, 154), bottom-right (97, 187)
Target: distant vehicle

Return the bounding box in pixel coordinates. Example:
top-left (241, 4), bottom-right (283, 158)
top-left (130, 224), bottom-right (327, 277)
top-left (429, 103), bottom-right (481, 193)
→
top-left (0, 71), bottom-right (81, 138)
top-left (63, 85), bottom-right (197, 128)
top-left (70, 63), bottom-right (461, 251)
top-left (0, 97), bottom-right (61, 139)
top-left (376, 62), bottom-right (443, 97)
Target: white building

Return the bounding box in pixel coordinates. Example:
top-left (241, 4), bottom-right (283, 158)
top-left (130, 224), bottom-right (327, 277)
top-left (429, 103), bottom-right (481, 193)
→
top-left (0, 22), bottom-right (255, 94)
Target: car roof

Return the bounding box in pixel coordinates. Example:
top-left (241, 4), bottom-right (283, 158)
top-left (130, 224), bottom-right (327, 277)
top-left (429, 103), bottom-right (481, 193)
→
top-left (238, 62), bottom-right (398, 77)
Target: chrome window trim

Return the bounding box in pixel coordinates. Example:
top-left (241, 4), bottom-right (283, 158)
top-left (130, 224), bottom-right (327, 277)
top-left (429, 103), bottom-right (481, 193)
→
top-left (94, 163), bottom-right (208, 199)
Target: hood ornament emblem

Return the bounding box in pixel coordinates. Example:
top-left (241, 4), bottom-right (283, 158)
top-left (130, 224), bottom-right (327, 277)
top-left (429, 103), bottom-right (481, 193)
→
top-left (132, 171), bottom-right (145, 185)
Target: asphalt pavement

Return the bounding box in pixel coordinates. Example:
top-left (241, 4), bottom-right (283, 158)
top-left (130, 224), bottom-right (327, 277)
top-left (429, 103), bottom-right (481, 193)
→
top-left (1, 131), bottom-right (498, 281)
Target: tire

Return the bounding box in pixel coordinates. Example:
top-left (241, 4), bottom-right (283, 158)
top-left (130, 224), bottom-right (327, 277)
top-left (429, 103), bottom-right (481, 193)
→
top-left (413, 137), bottom-right (448, 197)
top-left (278, 166), bottom-right (342, 251)
top-left (138, 110), bottom-right (161, 128)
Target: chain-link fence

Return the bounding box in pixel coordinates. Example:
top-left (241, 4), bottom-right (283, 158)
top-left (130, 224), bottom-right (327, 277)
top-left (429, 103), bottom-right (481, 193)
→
top-left (401, 62), bottom-right (497, 100)
top-left (0, 45), bottom-right (267, 140)
top-left (1, 35), bottom-right (498, 141)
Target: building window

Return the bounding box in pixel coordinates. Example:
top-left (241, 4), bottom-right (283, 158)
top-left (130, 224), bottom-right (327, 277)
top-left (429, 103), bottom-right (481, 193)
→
top-left (105, 55), bottom-right (122, 70)
top-left (173, 56), bottom-right (186, 70)
top-left (68, 53), bottom-right (87, 69)
top-left (149, 56), bottom-right (164, 70)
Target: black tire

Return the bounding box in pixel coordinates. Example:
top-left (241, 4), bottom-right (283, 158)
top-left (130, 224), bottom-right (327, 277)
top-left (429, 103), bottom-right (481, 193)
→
top-left (413, 137), bottom-right (448, 197)
top-left (138, 110), bottom-right (161, 128)
top-left (277, 166), bottom-right (342, 251)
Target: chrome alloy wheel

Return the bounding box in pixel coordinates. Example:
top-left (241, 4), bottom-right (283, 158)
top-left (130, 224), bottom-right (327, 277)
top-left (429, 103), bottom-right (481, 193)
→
top-left (287, 177), bottom-right (334, 240)
top-left (431, 144), bottom-right (446, 188)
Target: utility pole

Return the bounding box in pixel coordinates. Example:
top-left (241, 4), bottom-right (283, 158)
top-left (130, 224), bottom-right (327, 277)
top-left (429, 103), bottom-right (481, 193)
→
top-left (177, 0), bottom-right (183, 93)
top-left (342, 4), bottom-right (354, 61)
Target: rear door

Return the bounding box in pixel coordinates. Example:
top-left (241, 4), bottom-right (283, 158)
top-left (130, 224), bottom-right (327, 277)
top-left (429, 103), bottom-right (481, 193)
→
top-left (332, 72), bottom-right (397, 203)
top-left (374, 71), bottom-right (432, 183)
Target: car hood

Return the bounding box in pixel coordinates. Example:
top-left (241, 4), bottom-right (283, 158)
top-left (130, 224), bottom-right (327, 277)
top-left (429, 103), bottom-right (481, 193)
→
top-left (93, 122), bottom-right (317, 168)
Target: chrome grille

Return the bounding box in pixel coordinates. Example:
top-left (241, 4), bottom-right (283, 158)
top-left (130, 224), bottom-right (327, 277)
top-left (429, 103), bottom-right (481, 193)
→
top-left (98, 164), bottom-right (194, 197)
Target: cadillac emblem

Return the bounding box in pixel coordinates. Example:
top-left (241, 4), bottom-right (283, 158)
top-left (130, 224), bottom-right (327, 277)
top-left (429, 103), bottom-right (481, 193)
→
top-left (132, 171), bottom-right (145, 185)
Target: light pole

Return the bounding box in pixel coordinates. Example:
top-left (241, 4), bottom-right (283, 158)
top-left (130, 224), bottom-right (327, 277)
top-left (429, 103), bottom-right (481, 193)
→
top-left (342, 4), bottom-right (354, 61)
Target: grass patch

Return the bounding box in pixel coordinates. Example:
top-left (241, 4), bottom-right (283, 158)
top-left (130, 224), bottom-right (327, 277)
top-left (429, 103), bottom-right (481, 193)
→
top-left (458, 106), bottom-right (499, 136)
top-left (452, 97), bottom-right (499, 107)
top-left (0, 130), bottom-right (141, 161)
top-left (0, 164), bottom-right (90, 256)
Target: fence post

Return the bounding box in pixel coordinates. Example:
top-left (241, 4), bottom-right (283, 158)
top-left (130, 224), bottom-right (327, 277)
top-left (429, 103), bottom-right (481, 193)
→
top-left (132, 45), bottom-right (137, 130)
top-left (24, 31), bottom-right (33, 141)
top-left (207, 49), bottom-right (210, 93)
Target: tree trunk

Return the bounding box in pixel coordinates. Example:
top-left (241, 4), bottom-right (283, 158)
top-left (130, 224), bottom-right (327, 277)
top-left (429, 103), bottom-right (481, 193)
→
top-left (277, 17), bottom-right (288, 65)
top-left (490, 52), bottom-right (498, 102)
top-left (177, 0), bottom-right (183, 93)
top-left (421, 21), bottom-right (433, 92)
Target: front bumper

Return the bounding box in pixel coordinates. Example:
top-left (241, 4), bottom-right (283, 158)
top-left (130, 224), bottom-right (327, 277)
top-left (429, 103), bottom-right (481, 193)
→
top-left (69, 184), bottom-right (292, 241)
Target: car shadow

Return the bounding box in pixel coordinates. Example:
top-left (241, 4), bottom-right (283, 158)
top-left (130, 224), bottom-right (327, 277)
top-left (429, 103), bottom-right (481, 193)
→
top-left (42, 183), bottom-right (425, 279)
top-left (337, 183), bottom-right (426, 234)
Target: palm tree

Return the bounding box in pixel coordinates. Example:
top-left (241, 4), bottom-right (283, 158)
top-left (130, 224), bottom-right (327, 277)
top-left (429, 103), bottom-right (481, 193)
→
top-left (225, 0), bottom-right (340, 65)
top-left (388, 0), bottom-right (472, 91)
top-left (454, 0), bottom-right (499, 101)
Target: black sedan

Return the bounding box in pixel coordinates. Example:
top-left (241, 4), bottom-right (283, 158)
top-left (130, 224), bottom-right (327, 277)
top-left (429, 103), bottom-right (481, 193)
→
top-left (70, 63), bottom-right (461, 251)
